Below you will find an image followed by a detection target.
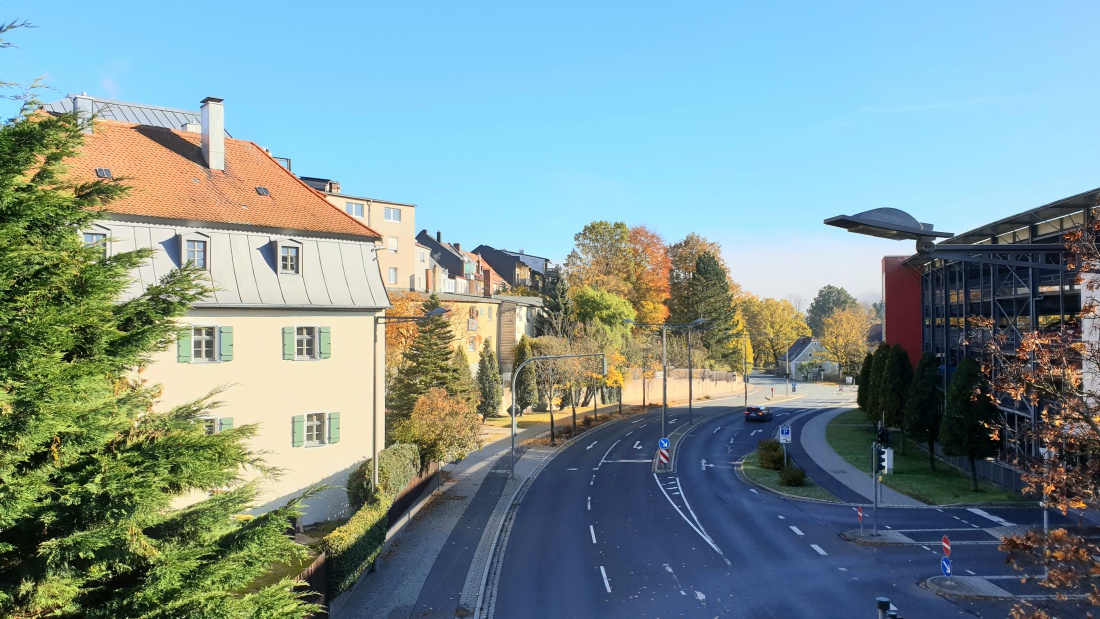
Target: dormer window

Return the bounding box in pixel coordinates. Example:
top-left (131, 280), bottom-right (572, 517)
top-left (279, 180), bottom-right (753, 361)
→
top-left (281, 246), bottom-right (300, 274)
top-left (95, 168), bottom-right (113, 180)
top-left (178, 231), bottom-right (212, 270)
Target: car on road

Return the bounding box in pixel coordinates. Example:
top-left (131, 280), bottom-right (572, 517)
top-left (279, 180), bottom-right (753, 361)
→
top-left (745, 405), bottom-right (772, 421)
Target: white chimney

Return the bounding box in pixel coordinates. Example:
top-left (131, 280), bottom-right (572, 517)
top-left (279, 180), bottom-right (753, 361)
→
top-left (200, 97), bottom-right (225, 171)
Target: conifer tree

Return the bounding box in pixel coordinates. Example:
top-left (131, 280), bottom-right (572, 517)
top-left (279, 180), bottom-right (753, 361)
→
top-left (512, 335), bottom-right (538, 413)
top-left (0, 109), bottom-right (316, 617)
top-left (689, 252), bottom-right (737, 364)
top-left (387, 294), bottom-right (459, 423)
top-left (856, 352), bottom-right (874, 411)
top-left (535, 277), bottom-right (575, 339)
top-left (940, 356), bottom-right (1000, 491)
top-left (450, 347), bottom-right (479, 411)
top-left (865, 343), bottom-right (890, 424)
top-left (880, 344), bottom-right (914, 442)
top-left (476, 338), bottom-right (503, 419)
top-left (905, 353), bottom-right (944, 472)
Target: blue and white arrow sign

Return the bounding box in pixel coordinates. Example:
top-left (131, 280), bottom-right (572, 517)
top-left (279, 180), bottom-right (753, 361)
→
top-left (658, 437), bottom-right (670, 449)
top-left (941, 556), bottom-right (952, 578)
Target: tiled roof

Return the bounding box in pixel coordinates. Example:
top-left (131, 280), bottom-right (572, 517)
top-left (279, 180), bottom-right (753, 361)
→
top-left (67, 120), bottom-right (382, 239)
top-left (42, 94), bottom-right (219, 133)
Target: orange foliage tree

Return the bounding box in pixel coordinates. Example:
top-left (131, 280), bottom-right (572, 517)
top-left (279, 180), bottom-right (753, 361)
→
top-left (627, 225), bottom-right (671, 324)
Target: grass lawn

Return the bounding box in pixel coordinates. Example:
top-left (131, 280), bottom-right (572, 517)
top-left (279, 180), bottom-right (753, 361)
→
top-left (826, 409), bottom-right (1029, 505)
top-left (742, 451), bottom-right (840, 502)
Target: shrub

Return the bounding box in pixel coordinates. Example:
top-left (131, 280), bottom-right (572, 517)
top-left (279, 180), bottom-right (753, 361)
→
top-left (779, 464), bottom-right (807, 487)
top-left (393, 388), bottom-right (482, 464)
top-left (581, 415), bottom-right (594, 428)
top-left (757, 439), bottom-right (785, 470)
top-left (320, 495), bottom-right (392, 597)
top-left (347, 443), bottom-right (422, 511)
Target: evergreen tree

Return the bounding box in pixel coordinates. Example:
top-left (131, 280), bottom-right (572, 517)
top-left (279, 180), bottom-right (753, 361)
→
top-left (512, 335), bottom-right (538, 414)
top-left (689, 252), bottom-right (737, 364)
top-left (865, 344), bottom-right (890, 424)
top-left (535, 277), bottom-right (575, 338)
top-left (856, 352), bottom-right (874, 411)
top-left (905, 353), bottom-right (944, 472)
top-left (450, 347), bottom-right (479, 412)
top-left (939, 356), bottom-right (1000, 491)
top-left (388, 294), bottom-right (459, 423)
top-left (880, 344), bottom-right (914, 438)
top-left (0, 110), bottom-right (316, 617)
top-left (476, 338), bottom-right (503, 420)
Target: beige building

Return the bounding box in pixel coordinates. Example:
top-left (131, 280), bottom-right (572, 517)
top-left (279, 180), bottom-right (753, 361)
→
top-left (56, 95), bottom-right (390, 524)
top-left (301, 177), bottom-right (419, 294)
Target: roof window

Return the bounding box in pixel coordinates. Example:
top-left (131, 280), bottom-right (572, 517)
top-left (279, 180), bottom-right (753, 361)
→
top-left (256, 186), bottom-right (270, 196)
top-left (95, 168), bottom-right (113, 180)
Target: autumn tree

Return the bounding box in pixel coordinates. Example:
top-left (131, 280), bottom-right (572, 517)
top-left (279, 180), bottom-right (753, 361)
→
top-left (939, 356), bottom-right (1000, 491)
top-left (393, 388), bottom-right (482, 465)
top-left (388, 294), bottom-right (460, 425)
top-left (742, 296), bottom-right (811, 367)
top-left (806, 285), bottom-right (858, 337)
top-left (384, 291), bottom-right (427, 385)
top-left (668, 233), bottom-right (740, 325)
top-left (905, 352), bottom-right (944, 472)
top-left (530, 337), bottom-right (570, 443)
top-left (572, 285), bottom-right (636, 349)
top-left (818, 305), bottom-right (872, 381)
top-left (626, 225), bottom-right (671, 324)
top-left (562, 221), bottom-right (632, 296)
top-left (476, 338), bottom-right (503, 420)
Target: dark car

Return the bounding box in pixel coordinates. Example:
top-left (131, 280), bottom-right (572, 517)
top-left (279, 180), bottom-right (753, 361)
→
top-left (745, 405), bottom-right (772, 422)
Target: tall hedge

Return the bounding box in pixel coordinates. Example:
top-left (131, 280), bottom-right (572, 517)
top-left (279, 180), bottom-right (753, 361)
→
top-left (347, 443), bottom-right (422, 512)
top-left (320, 496), bottom-right (392, 597)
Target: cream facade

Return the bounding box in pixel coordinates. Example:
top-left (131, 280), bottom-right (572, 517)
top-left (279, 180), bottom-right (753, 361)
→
top-left (321, 193), bottom-right (419, 293)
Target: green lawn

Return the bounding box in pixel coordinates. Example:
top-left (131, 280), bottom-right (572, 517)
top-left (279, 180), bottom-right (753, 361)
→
top-left (741, 451), bottom-right (840, 502)
top-left (826, 409), bottom-right (1029, 505)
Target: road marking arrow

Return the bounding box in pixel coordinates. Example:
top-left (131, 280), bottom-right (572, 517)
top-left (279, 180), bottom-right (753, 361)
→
top-left (633, 441), bottom-right (642, 450)
top-left (586, 441), bottom-right (598, 450)
top-left (712, 426), bottom-right (722, 434)
top-left (750, 429), bottom-right (760, 436)
top-left (701, 459), bottom-right (714, 471)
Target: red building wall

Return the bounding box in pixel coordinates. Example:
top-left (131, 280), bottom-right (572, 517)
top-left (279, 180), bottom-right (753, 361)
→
top-left (882, 256), bottom-right (923, 368)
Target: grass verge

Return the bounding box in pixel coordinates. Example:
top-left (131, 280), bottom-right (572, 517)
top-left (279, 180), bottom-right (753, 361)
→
top-left (826, 409), bottom-right (1029, 505)
top-left (741, 450), bottom-right (840, 502)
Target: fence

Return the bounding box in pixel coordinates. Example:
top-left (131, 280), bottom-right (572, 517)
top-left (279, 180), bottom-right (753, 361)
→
top-left (933, 447), bottom-right (1028, 494)
top-left (297, 551), bottom-right (327, 616)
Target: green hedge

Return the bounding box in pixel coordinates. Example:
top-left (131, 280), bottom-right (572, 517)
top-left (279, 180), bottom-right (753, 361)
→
top-left (321, 495), bottom-right (392, 597)
top-left (757, 439), bottom-right (786, 470)
top-left (347, 443), bottom-right (422, 511)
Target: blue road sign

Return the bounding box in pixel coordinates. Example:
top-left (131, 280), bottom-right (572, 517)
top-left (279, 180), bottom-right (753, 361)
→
top-left (658, 437), bottom-right (670, 449)
top-left (941, 556), bottom-right (952, 578)
top-left (779, 425), bottom-right (792, 444)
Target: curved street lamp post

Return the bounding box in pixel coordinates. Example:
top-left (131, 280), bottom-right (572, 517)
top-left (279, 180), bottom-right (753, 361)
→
top-left (624, 318), bottom-right (706, 439)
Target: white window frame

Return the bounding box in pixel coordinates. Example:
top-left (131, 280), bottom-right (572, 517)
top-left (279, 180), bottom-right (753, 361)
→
top-left (192, 326), bottom-right (218, 362)
top-left (346, 202), bottom-right (364, 218)
top-left (388, 237), bottom-right (398, 253)
top-left (280, 245), bottom-right (301, 274)
top-left (419, 249), bottom-right (427, 263)
top-left (388, 267), bottom-right (398, 285)
top-left (468, 336), bottom-right (476, 352)
top-left (304, 412), bottom-right (326, 447)
top-left (296, 326), bottom-right (318, 360)
top-left (384, 207), bottom-right (401, 222)
top-left (202, 418), bottom-right (218, 435)
top-left (179, 232), bottom-right (213, 270)
top-left (186, 239), bottom-right (208, 269)
top-left (82, 230), bottom-right (109, 259)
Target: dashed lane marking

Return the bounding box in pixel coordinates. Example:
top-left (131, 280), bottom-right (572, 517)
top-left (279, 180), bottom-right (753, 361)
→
top-left (789, 526), bottom-right (804, 536)
top-left (811, 544), bottom-right (827, 556)
top-left (599, 566), bottom-right (611, 593)
top-left (590, 525), bottom-right (597, 544)
top-left (587, 496), bottom-right (591, 511)
top-left (968, 507), bottom-right (1015, 526)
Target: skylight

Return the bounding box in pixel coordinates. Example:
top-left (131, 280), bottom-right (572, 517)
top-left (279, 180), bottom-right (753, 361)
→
top-left (256, 186), bottom-right (270, 196)
top-left (95, 168), bottom-right (113, 180)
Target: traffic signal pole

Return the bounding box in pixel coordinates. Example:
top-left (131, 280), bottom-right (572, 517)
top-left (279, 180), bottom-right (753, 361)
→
top-left (872, 442), bottom-right (879, 537)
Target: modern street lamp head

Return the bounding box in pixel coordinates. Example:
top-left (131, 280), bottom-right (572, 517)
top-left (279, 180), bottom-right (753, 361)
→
top-left (622, 318), bottom-right (635, 325)
top-left (690, 318), bottom-right (707, 327)
top-left (425, 307), bottom-right (449, 317)
top-left (824, 208), bottom-right (953, 255)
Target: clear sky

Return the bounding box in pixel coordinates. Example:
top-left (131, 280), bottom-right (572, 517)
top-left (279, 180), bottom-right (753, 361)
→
top-left (6, 2), bottom-right (1100, 303)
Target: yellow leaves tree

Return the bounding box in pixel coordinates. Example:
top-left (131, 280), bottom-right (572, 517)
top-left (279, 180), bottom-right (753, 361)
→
top-left (626, 225), bottom-right (671, 324)
top-left (392, 388), bottom-right (482, 465)
top-left (817, 305), bottom-right (873, 378)
top-left (385, 291), bottom-right (427, 382)
top-left (742, 296), bottom-right (812, 367)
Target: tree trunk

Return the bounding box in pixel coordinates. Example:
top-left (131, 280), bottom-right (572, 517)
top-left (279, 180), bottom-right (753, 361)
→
top-left (642, 378), bottom-right (647, 407)
top-left (571, 390), bottom-right (577, 433)
top-left (618, 387), bottom-right (623, 415)
top-left (550, 410), bottom-right (556, 446)
top-left (927, 439), bottom-right (937, 472)
top-left (968, 455), bottom-right (978, 491)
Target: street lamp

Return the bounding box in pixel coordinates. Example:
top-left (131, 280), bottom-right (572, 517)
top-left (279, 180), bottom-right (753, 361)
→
top-left (741, 330), bottom-right (749, 407)
top-left (623, 318), bottom-right (707, 437)
top-left (510, 352), bottom-right (604, 478)
top-left (372, 306), bottom-right (449, 490)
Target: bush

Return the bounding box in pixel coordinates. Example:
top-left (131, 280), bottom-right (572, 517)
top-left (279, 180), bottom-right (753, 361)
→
top-left (320, 495), bottom-right (392, 597)
top-left (581, 415), bottom-right (594, 428)
top-left (779, 464), bottom-right (807, 487)
top-left (347, 443), bottom-right (422, 511)
top-left (757, 439), bottom-right (785, 470)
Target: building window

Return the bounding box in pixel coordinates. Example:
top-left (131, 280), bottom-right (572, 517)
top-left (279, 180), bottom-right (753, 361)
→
top-left (346, 202), bottom-right (364, 218)
top-left (186, 240), bottom-right (207, 269)
top-left (202, 417), bottom-right (233, 434)
top-left (203, 418), bottom-right (217, 435)
top-left (296, 327), bottom-right (317, 359)
top-left (388, 237), bottom-right (398, 253)
top-left (419, 249), bottom-right (427, 263)
top-left (384, 207), bottom-right (401, 222)
top-left (468, 337), bottom-right (476, 352)
top-left (488, 307), bottom-right (493, 321)
top-left (305, 412), bottom-right (325, 446)
top-left (192, 327), bottom-right (217, 361)
top-left (280, 246), bottom-right (300, 274)
top-left (388, 267), bottom-right (398, 285)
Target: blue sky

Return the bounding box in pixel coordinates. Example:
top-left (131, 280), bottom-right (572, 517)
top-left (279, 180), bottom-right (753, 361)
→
top-left (6, 2), bottom-right (1100, 302)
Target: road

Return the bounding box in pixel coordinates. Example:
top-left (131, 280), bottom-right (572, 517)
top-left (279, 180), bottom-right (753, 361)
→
top-left (488, 374), bottom-right (1082, 618)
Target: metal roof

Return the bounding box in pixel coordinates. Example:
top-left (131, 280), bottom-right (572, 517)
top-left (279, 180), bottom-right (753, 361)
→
top-left (941, 187), bottom-right (1100, 245)
top-left (42, 94), bottom-right (231, 135)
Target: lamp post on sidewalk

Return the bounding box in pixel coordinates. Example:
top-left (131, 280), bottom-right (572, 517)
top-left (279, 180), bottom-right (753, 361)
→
top-left (510, 353), bottom-right (605, 479)
top-left (372, 306), bottom-right (450, 490)
top-left (741, 330), bottom-right (749, 407)
top-left (625, 319), bottom-right (707, 438)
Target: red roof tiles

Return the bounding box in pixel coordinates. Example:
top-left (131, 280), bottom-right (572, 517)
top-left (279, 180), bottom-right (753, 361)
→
top-left (67, 120), bottom-right (382, 239)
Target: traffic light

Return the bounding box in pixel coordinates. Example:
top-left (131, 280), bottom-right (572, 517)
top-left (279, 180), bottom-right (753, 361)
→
top-left (876, 425), bottom-right (890, 448)
top-left (878, 447), bottom-right (891, 474)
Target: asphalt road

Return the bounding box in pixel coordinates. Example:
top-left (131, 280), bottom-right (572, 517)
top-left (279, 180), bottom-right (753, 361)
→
top-left (490, 375), bottom-right (1086, 618)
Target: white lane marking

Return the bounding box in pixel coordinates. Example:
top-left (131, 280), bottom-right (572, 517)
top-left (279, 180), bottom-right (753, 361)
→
top-left (694, 591), bottom-right (706, 603)
top-left (968, 508), bottom-right (1015, 527)
top-left (966, 570), bottom-right (976, 575)
top-left (811, 544), bottom-right (827, 555)
top-left (727, 437), bottom-right (734, 444)
top-left (599, 440), bottom-right (621, 465)
top-left (652, 474), bottom-right (727, 560)
top-left (586, 441), bottom-right (598, 450)
top-left (669, 419), bottom-right (678, 424)
top-left (590, 475), bottom-right (595, 486)
top-left (590, 525), bottom-right (597, 544)
top-left (701, 459), bottom-right (714, 470)
top-left (604, 459), bottom-right (653, 463)
top-left (778, 515), bottom-right (786, 520)
top-left (712, 426), bottom-right (722, 434)
top-left (599, 566), bottom-right (611, 592)
top-left (625, 431), bottom-right (633, 437)
top-left (789, 526), bottom-right (804, 536)
top-left (971, 524), bottom-right (980, 528)
top-left (750, 429), bottom-right (760, 436)
top-left (922, 546), bottom-right (931, 551)
top-left (885, 525), bottom-right (891, 529)
top-left (567, 468), bottom-right (578, 471)
top-left (936, 508), bottom-right (944, 512)
top-left (838, 567), bottom-right (847, 571)
top-left (633, 441), bottom-right (642, 450)
top-left (749, 489), bottom-right (758, 494)
top-left (631, 419), bottom-right (642, 424)
top-left (587, 496), bottom-right (591, 511)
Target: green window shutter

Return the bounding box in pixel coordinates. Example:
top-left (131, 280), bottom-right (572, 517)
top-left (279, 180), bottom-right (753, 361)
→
top-left (283, 327), bottom-right (295, 360)
top-left (291, 415), bottom-right (305, 447)
top-left (219, 326), bottom-right (234, 361)
top-left (319, 326), bottom-right (332, 359)
top-left (177, 329), bottom-right (192, 363)
top-left (218, 417), bottom-right (234, 432)
top-left (327, 412), bottom-right (340, 444)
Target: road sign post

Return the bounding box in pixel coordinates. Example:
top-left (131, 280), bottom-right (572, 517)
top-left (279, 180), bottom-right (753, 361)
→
top-left (942, 535), bottom-right (951, 557)
top-left (779, 425), bottom-right (791, 466)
